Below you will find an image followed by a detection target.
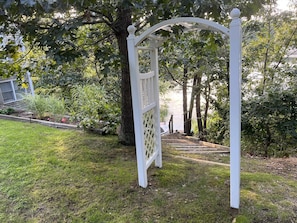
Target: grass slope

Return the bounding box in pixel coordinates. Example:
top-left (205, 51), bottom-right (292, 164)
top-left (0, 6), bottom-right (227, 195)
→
top-left (0, 119), bottom-right (296, 222)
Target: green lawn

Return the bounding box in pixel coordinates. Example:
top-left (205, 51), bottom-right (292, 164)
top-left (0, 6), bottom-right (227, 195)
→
top-left (0, 119), bottom-right (296, 222)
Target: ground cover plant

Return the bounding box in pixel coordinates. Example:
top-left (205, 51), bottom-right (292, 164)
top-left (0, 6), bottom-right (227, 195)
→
top-left (0, 119), bottom-right (297, 222)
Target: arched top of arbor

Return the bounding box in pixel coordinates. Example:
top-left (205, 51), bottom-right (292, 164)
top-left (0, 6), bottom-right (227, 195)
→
top-left (128, 8), bottom-right (241, 47)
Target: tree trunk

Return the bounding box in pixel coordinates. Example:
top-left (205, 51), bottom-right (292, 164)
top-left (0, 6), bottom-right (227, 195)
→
top-left (203, 78), bottom-right (211, 132)
top-left (187, 76), bottom-right (197, 135)
top-left (261, 5), bottom-right (272, 95)
top-left (183, 66), bottom-right (191, 135)
top-left (195, 74), bottom-right (204, 139)
top-left (196, 94), bottom-right (203, 138)
top-left (113, 7), bottom-right (135, 145)
top-left (264, 124), bottom-right (272, 157)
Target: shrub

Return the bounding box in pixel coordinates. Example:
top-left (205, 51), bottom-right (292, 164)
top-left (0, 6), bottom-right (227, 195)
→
top-left (242, 88), bottom-right (297, 157)
top-left (0, 108), bottom-right (15, 115)
top-left (70, 84), bottom-right (120, 134)
top-left (47, 95), bottom-right (66, 121)
top-left (24, 94), bottom-right (48, 119)
top-left (205, 111), bottom-right (229, 146)
top-left (24, 94), bottom-right (66, 121)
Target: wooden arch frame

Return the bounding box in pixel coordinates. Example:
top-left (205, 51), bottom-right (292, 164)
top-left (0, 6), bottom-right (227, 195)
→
top-left (127, 8), bottom-right (242, 209)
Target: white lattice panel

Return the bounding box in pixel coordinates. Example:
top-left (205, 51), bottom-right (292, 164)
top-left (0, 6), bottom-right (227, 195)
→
top-left (127, 28), bottom-right (163, 188)
top-left (143, 109), bottom-right (156, 160)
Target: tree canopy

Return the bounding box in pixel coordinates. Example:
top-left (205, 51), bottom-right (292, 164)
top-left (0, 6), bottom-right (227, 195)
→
top-left (1, 0), bottom-right (274, 145)
top-left (241, 4), bottom-right (297, 156)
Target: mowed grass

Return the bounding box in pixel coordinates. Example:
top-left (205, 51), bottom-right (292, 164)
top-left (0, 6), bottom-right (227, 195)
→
top-left (0, 119), bottom-right (297, 223)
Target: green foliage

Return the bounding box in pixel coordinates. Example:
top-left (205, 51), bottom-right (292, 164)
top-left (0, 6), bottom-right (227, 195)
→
top-left (159, 29), bottom-right (230, 138)
top-left (24, 94), bottom-right (48, 118)
top-left (0, 24), bottom-right (31, 80)
top-left (1, 0), bottom-right (270, 77)
top-left (242, 88), bottom-right (297, 157)
top-left (160, 103), bottom-right (169, 122)
top-left (242, 8), bottom-right (297, 93)
top-left (70, 84), bottom-right (120, 134)
top-left (47, 95), bottom-right (66, 121)
top-left (24, 94), bottom-right (66, 120)
top-left (241, 7), bottom-right (297, 157)
top-left (0, 107), bottom-right (15, 115)
top-left (1, 0), bottom-right (270, 145)
top-left (206, 111), bottom-right (229, 145)
top-left (36, 58), bottom-right (87, 106)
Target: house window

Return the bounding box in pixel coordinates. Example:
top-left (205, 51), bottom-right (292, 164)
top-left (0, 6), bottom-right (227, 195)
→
top-left (0, 79), bottom-right (26, 104)
top-left (0, 81), bottom-right (15, 103)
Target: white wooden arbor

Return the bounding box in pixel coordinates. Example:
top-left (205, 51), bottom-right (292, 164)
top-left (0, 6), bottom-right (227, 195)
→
top-left (127, 8), bottom-right (242, 209)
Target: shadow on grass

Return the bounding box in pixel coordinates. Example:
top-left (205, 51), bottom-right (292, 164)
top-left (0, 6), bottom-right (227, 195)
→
top-left (0, 120), bottom-right (296, 222)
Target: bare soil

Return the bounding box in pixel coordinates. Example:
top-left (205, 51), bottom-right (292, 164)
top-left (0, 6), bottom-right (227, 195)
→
top-left (246, 156), bottom-right (297, 180)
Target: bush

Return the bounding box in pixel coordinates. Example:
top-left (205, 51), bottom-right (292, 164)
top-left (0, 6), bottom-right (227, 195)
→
top-left (205, 111), bottom-right (229, 146)
top-left (24, 94), bottom-right (48, 119)
top-left (69, 84), bottom-right (120, 134)
top-left (24, 94), bottom-right (66, 121)
top-left (0, 108), bottom-right (15, 115)
top-left (47, 95), bottom-right (66, 121)
top-left (242, 88), bottom-right (297, 157)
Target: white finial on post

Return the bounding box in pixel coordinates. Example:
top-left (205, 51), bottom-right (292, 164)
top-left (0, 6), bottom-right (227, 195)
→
top-left (230, 8), bottom-right (241, 19)
top-left (127, 25), bottom-right (137, 37)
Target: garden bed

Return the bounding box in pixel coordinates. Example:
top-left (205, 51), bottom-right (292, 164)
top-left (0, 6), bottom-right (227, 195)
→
top-left (0, 113), bottom-right (79, 130)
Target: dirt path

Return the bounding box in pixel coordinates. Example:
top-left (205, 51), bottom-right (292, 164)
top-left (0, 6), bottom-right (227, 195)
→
top-left (174, 155), bottom-right (230, 167)
top-left (162, 133), bottom-right (230, 166)
top-left (162, 133), bottom-right (297, 180)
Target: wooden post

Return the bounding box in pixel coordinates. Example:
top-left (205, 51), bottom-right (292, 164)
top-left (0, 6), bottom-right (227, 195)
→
top-left (169, 115), bottom-right (173, 133)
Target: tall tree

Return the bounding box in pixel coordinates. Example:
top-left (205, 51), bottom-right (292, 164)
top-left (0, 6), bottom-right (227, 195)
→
top-left (241, 5), bottom-right (297, 156)
top-left (1, 0), bottom-right (271, 145)
top-left (160, 30), bottom-right (228, 139)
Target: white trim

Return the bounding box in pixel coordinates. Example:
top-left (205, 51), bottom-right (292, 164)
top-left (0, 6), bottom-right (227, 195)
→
top-left (146, 151), bottom-right (158, 169)
top-left (229, 8), bottom-right (242, 209)
top-left (135, 17), bottom-right (229, 46)
top-left (10, 81), bottom-right (17, 101)
top-left (127, 28), bottom-right (148, 188)
top-left (140, 71), bottom-right (155, 79)
top-left (142, 102), bottom-right (156, 113)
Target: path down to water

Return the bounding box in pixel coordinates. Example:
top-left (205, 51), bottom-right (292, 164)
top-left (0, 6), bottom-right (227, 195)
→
top-left (162, 134), bottom-right (230, 167)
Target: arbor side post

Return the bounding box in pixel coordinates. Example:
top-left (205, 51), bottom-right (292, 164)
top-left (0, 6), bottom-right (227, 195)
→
top-left (150, 39), bottom-right (162, 168)
top-left (127, 25), bottom-right (148, 188)
top-left (229, 8), bottom-right (242, 209)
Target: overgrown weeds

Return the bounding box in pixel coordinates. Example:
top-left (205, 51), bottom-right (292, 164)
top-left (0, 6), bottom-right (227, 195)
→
top-left (24, 94), bottom-right (66, 121)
